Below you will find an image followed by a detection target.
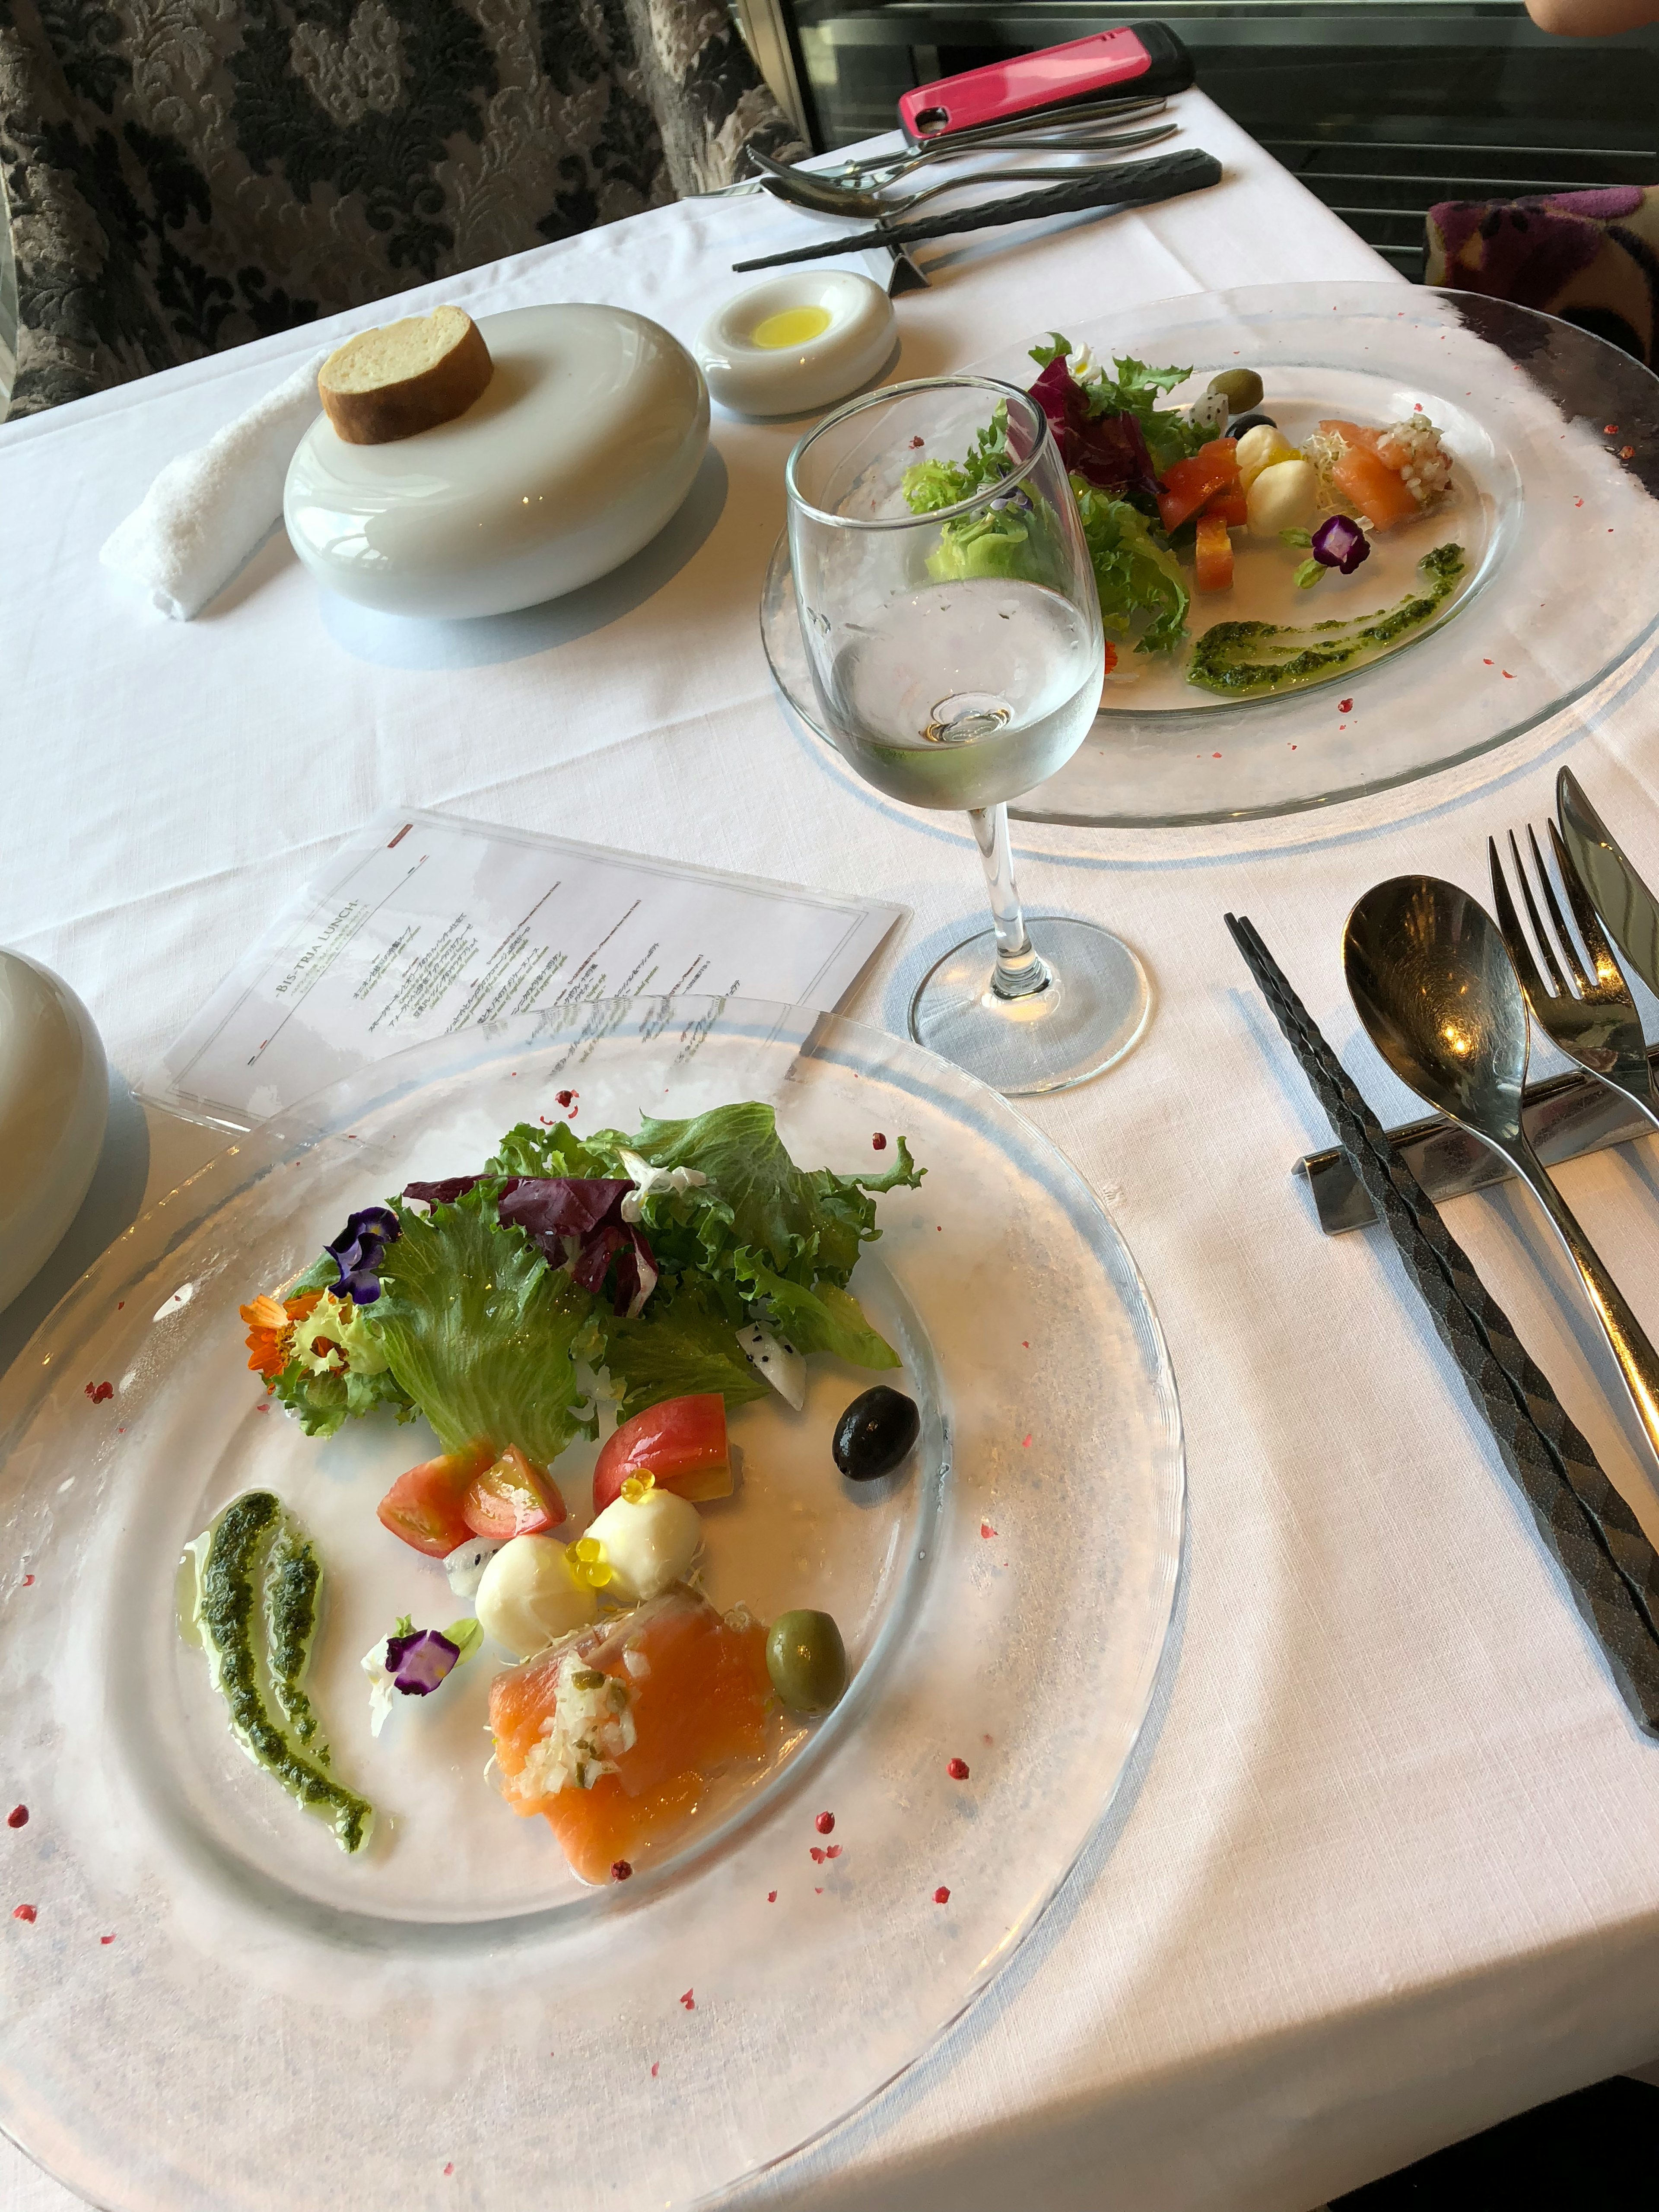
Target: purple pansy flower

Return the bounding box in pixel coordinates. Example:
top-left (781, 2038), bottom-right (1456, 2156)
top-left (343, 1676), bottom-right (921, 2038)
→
top-left (1311, 515), bottom-right (1370, 575)
top-left (325, 1204), bottom-right (401, 1306)
top-left (384, 1627), bottom-right (461, 1695)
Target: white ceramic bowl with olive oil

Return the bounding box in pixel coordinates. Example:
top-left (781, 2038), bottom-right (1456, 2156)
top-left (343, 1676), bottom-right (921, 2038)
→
top-left (694, 273), bottom-right (896, 417)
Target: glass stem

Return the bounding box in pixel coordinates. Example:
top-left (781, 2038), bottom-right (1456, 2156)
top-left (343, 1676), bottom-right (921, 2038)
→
top-left (968, 805), bottom-right (1050, 1001)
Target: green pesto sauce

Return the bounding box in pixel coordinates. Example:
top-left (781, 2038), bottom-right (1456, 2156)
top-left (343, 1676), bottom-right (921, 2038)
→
top-left (264, 1523), bottom-right (326, 1758)
top-left (197, 1492), bottom-right (372, 1853)
top-left (1187, 543), bottom-right (1466, 698)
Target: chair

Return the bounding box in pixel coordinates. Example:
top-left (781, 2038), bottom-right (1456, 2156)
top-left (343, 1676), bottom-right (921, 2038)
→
top-left (0, 0), bottom-right (804, 417)
top-left (1426, 187), bottom-right (1659, 367)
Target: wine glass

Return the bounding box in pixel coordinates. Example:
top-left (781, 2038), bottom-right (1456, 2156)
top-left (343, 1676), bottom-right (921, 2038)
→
top-left (785, 375), bottom-right (1150, 1095)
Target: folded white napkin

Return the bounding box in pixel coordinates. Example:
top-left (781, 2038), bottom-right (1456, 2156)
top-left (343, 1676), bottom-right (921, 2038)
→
top-left (100, 349), bottom-right (327, 620)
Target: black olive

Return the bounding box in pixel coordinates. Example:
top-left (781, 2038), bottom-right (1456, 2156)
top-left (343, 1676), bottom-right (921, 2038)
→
top-left (833, 1386), bottom-right (919, 1481)
top-left (1227, 410), bottom-right (1278, 439)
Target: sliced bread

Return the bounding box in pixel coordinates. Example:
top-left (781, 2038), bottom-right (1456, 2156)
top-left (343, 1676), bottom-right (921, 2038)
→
top-left (318, 307), bottom-right (494, 445)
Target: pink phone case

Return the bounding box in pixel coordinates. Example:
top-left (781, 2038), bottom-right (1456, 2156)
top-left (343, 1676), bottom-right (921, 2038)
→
top-left (899, 29), bottom-right (1154, 141)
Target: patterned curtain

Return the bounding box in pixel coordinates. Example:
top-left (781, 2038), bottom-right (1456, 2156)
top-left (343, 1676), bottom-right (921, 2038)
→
top-left (0, 0), bottom-right (805, 415)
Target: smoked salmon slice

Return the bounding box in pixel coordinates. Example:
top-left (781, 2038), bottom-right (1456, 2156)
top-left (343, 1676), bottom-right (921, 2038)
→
top-left (489, 1590), bottom-right (772, 1883)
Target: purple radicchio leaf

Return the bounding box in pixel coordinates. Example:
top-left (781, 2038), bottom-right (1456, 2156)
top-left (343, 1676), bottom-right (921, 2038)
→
top-left (503, 1180), bottom-right (658, 1318)
top-left (405, 1174), bottom-right (660, 1317)
top-left (1311, 514), bottom-right (1370, 575)
top-left (568, 1222), bottom-right (660, 1319)
top-left (402, 1175), bottom-right (487, 1209)
top-left (1027, 357), bottom-right (1160, 504)
top-left (385, 1628), bottom-right (461, 1696)
top-left (497, 1178), bottom-right (635, 1244)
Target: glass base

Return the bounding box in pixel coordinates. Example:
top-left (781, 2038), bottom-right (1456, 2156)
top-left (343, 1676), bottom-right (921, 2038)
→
top-left (907, 915), bottom-right (1151, 1095)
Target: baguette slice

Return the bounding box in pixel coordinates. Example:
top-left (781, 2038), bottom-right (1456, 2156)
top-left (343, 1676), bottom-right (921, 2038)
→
top-left (318, 307), bottom-right (494, 445)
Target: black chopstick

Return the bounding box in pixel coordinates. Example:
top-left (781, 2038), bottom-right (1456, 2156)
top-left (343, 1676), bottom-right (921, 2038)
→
top-left (731, 148), bottom-right (1222, 272)
top-left (1227, 912), bottom-right (1659, 1735)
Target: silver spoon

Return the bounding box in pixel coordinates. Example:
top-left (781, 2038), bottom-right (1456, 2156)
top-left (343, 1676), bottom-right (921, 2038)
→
top-left (753, 124), bottom-right (1177, 222)
top-left (701, 95), bottom-right (1170, 198)
top-left (1344, 873), bottom-right (1659, 1464)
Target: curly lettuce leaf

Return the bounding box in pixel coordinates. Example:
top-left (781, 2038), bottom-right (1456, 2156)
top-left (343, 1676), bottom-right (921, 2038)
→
top-left (487, 1119), bottom-right (614, 1180)
top-left (269, 1355), bottom-right (412, 1440)
top-left (609, 1105), bottom-right (921, 1288)
top-left (1071, 480), bottom-right (1189, 654)
top-left (596, 1275), bottom-right (771, 1421)
top-left (372, 1189), bottom-right (592, 1462)
top-left (734, 1261), bottom-right (899, 1370)
top-left (924, 507), bottom-right (1042, 584)
top-left (901, 398), bottom-right (1015, 513)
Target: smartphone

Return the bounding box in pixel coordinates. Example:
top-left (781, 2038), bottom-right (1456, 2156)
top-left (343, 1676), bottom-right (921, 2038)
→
top-left (899, 24), bottom-right (1194, 144)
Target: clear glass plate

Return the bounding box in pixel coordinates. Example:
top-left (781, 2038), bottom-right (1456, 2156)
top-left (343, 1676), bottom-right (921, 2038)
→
top-left (761, 283), bottom-right (1659, 827)
top-left (0, 998), bottom-right (1183, 2212)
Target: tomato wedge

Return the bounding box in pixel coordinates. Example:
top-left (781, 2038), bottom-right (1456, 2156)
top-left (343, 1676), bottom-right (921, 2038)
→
top-left (1193, 511), bottom-right (1234, 593)
top-left (378, 1444), bottom-right (495, 1557)
top-left (463, 1444), bottom-right (568, 1540)
top-left (1156, 437), bottom-right (1239, 534)
top-left (593, 1394), bottom-right (732, 1515)
top-left (1199, 487), bottom-right (1248, 528)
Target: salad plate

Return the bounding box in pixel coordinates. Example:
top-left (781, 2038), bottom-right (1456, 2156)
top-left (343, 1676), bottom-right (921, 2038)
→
top-left (0, 997), bottom-right (1182, 2212)
top-left (762, 283), bottom-right (1659, 826)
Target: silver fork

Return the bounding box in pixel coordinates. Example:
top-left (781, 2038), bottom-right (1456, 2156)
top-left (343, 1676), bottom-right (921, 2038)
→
top-left (753, 128), bottom-right (1178, 222)
top-left (696, 94), bottom-right (1172, 197)
top-left (1488, 820), bottom-right (1659, 1131)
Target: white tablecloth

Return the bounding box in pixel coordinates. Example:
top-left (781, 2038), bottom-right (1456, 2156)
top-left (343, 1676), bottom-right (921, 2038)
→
top-left (10, 87), bottom-right (1659, 2212)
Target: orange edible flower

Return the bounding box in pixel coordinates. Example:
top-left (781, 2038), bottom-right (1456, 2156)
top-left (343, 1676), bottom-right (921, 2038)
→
top-left (239, 1289), bottom-right (322, 1383)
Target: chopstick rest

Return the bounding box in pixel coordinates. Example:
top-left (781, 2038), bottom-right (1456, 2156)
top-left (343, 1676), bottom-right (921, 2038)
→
top-left (732, 148), bottom-right (1223, 272)
top-left (1300, 1047), bottom-right (1659, 1234)
top-left (1227, 912), bottom-right (1659, 1737)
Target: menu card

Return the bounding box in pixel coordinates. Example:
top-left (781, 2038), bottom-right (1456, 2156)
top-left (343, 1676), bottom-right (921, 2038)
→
top-left (151, 809), bottom-right (903, 1128)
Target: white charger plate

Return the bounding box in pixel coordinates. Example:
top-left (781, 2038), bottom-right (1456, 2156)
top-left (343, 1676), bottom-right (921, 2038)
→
top-left (762, 283), bottom-right (1659, 826)
top-left (0, 998), bottom-right (1182, 2211)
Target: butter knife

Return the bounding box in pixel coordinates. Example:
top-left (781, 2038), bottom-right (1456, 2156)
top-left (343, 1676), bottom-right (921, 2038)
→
top-left (1557, 764), bottom-right (1659, 998)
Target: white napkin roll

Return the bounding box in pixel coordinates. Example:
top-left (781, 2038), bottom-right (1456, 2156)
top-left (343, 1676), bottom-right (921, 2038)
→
top-left (99, 349), bottom-right (327, 620)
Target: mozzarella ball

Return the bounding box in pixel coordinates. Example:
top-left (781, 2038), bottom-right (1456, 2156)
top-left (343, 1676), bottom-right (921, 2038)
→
top-left (1246, 458), bottom-right (1317, 536)
top-left (587, 1487), bottom-right (702, 1605)
top-left (1235, 423), bottom-right (1298, 491)
top-left (476, 1534), bottom-right (598, 1660)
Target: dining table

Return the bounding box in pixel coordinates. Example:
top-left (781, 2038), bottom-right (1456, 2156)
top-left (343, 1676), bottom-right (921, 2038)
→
top-left (10, 80), bottom-right (1659, 2212)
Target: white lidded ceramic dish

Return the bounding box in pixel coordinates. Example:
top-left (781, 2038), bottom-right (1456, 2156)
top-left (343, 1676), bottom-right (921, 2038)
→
top-left (695, 272), bottom-right (896, 417)
top-left (284, 304), bottom-right (710, 620)
top-left (0, 949), bottom-right (107, 1314)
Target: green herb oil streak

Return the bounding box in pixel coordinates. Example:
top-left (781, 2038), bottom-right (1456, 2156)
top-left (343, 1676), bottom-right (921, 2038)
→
top-left (197, 1492), bottom-right (372, 1852)
top-left (264, 1521), bottom-right (326, 1755)
top-left (1188, 544), bottom-right (1466, 698)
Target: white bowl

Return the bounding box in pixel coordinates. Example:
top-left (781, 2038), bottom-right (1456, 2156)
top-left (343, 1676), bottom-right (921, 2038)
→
top-left (0, 950), bottom-right (107, 1315)
top-left (694, 273), bottom-right (896, 418)
top-left (284, 304), bottom-right (710, 620)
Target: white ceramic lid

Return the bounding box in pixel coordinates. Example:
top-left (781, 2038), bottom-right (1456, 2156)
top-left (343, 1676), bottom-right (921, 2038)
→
top-left (0, 950), bottom-right (107, 1314)
top-left (284, 304), bottom-right (710, 620)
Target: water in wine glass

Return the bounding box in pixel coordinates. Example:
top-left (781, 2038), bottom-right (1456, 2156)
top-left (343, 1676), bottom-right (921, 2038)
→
top-left (822, 578), bottom-right (1101, 810)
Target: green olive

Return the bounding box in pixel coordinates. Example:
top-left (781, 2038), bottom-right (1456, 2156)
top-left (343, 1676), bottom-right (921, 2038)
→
top-left (1208, 368), bottom-right (1264, 413)
top-left (766, 1609), bottom-right (848, 1716)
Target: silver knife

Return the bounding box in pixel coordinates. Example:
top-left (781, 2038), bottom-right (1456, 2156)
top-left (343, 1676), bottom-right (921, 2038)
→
top-left (1558, 763), bottom-right (1659, 997)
